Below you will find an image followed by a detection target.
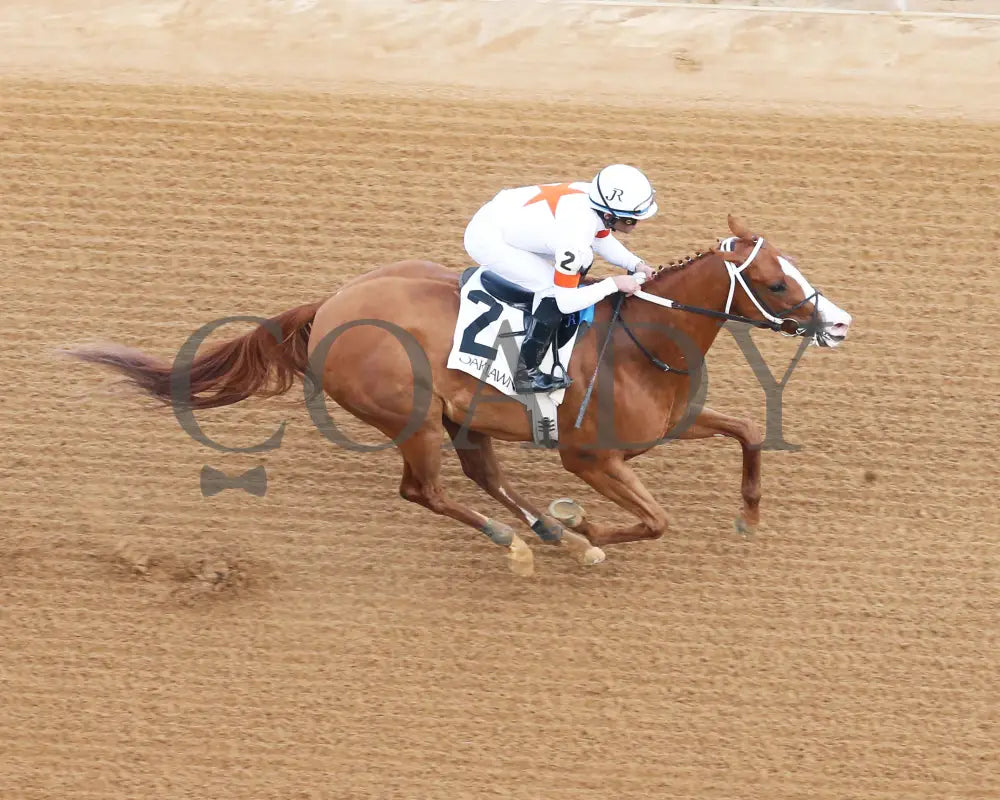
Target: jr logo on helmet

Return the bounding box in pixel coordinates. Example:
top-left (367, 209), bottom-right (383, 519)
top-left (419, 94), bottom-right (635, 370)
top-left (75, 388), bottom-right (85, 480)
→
top-left (606, 188), bottom-right (624, 202)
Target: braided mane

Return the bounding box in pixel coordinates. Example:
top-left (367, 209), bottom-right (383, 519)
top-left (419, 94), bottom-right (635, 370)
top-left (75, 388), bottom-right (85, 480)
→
top-left (649, 250), bottom-right (712, 281)
top-left (580, 243), bottom-right (729, 287)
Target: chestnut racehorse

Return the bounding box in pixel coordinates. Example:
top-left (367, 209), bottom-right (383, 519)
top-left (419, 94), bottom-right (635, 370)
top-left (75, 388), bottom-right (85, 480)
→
top-left (65, 216), bottom-right (852, 576)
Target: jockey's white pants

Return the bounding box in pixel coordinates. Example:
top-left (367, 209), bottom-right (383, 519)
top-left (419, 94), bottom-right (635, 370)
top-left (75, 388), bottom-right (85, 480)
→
top-left (463, 201), bottom-right (617, 315)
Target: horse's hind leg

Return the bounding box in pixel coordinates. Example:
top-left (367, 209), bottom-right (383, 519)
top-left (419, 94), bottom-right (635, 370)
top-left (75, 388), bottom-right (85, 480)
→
top-left (442, 420), bottom-right (605, 566)
top-left (397, 420), bottom-right (534, 577)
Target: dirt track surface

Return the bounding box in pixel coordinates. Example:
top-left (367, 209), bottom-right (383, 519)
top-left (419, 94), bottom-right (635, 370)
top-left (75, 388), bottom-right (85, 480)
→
top-left (2, 4), bottom-right (999, 798)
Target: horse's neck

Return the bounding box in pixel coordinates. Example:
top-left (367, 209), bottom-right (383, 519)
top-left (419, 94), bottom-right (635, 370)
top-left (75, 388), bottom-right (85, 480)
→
top-left (625, 252), bottom-right (732, 358)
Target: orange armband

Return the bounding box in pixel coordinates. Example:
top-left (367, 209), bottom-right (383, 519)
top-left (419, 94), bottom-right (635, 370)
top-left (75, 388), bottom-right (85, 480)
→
top-left (554, 269), bottom-right (581, 288)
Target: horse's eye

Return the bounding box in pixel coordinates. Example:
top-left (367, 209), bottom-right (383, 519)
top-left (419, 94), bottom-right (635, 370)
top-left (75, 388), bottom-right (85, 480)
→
top-left (769, 282), bottom-right (787, 293)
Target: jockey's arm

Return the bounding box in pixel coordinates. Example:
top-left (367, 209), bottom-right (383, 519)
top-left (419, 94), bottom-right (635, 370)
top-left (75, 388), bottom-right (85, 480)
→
top-left (544, 216), bottom-right (639, 315)
top-left (549, 235), bottom-right (619, 315)
top-left (592, 230), bottom-right (644, 272)
top-left (552, 275), bottom-right (619, 315)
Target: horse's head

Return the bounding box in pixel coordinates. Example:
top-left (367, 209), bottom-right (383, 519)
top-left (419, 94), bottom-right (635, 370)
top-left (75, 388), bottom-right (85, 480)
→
top-left (717, 215), bottom-right (852, 347)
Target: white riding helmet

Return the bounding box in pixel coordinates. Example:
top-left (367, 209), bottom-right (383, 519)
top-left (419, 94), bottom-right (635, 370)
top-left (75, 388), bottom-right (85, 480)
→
top-left (588, 164), bottom-right (658, 221)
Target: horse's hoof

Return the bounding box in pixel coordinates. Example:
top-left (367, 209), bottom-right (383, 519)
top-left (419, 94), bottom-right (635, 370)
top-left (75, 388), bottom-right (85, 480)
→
top-left (734, 517), bottom-right (756, 537)
top-left (506, 534), bottom-right (535, 577)
top-left (548, 497), bottom-right (585, 529)
top-left (559, 529), bottom-right (605, 566)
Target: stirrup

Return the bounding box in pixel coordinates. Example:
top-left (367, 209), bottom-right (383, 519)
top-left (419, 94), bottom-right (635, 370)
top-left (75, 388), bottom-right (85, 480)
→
top-left (514, 366), bottom-right (571, 394)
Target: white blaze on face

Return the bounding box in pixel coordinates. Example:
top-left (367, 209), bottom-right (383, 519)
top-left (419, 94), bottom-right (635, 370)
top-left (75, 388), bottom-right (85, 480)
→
top-left (777, 256), bottom-right (853, 347)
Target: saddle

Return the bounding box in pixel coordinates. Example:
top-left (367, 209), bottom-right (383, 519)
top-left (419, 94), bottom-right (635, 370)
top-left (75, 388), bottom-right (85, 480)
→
top-left (459, 266), bottom-right (583, 349)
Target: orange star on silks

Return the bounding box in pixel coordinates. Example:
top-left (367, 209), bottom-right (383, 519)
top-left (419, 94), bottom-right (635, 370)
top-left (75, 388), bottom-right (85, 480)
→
top-left (523, 182), bottom-right (585, 216)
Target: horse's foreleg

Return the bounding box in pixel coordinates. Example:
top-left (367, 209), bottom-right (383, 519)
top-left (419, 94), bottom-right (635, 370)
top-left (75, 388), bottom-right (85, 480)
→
top-left (442, 421), bottom-right (605, 566)
top-left (674, 406), bottom-right (762, 533)
top-left (556, 449), bottom-right (670, 547)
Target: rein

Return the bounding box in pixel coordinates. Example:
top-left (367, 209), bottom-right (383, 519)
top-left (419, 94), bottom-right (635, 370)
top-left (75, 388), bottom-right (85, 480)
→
top-left (632, 237), bottom-right (805, 337)
top-left (623, 236), bottom-right (822, 374)
top-left (572, 236), bottom-right (821, 427)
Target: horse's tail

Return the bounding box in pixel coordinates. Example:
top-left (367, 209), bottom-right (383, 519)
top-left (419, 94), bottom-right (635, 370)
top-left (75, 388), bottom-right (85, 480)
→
top-left (64, 301), bottom-right (322, 410)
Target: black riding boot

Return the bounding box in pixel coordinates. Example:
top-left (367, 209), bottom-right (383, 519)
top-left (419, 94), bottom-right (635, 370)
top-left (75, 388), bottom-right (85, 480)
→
top-left (513, 317), bottom-right (571, 394)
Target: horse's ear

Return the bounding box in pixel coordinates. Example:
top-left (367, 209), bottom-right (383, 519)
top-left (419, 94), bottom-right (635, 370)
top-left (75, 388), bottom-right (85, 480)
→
top-left (727, 214), bottom-right (755, 241)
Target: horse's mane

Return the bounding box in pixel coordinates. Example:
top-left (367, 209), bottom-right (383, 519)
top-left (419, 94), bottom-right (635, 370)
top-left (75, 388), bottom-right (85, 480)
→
top-left (580, 247), bottom-right (720, 287)
top-left (649, 250), bottom-right (714, 282)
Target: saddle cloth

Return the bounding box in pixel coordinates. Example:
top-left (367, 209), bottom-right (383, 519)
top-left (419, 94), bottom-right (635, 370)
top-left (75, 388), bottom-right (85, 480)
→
top-left (446, 266), bottom-right (594, 444)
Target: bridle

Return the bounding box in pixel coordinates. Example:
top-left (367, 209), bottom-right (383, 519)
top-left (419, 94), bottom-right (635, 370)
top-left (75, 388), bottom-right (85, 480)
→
top-left (717, 236), bottom-right (820, 337)
top-left (630, 236), bottom-right (818, 336)
top-left (574, 236), bottom-right (824, 426)
top-left (618, 236), bottom-right (822, 374)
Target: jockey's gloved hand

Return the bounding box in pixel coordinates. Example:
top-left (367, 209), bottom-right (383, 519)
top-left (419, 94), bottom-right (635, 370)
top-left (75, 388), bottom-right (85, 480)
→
top-left (632, 261), bottom-right (656, 280)
top-left (613, 274), bottom-right (641, 295)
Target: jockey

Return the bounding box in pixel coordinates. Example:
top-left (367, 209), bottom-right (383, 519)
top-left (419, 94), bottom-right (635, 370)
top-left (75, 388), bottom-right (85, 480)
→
top-left (463, 163), bottom-right (657, 393)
